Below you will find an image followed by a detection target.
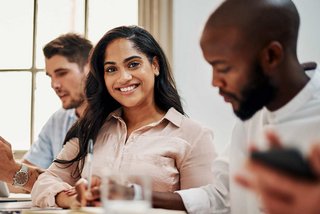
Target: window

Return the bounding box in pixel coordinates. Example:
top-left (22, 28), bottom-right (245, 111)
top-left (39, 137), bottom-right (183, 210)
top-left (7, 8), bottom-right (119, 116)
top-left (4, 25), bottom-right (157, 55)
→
top-left (0, 0), bottom-right (138, 151)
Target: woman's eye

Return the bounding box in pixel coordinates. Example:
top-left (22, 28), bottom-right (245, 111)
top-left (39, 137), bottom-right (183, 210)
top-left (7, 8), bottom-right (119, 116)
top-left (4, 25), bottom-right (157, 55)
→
top-left (105, 67), bottom-right (116, 73)
top-left (128, 62), bottom-right (140, 69)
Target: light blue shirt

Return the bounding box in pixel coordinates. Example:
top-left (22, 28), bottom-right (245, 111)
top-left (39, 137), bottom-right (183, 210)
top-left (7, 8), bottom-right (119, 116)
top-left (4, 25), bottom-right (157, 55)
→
top-left (23, 108), bottom-right (78, 168)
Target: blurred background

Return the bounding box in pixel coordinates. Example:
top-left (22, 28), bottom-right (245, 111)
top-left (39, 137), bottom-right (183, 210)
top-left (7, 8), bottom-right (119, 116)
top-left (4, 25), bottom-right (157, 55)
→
top-left (0, 0), bottom-right (319, 155)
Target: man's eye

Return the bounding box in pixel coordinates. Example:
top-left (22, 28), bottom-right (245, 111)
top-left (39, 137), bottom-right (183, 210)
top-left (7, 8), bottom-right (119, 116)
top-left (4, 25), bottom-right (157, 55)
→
top-left (128, 62), bottom-right (140, 69)
top-left (56, 71), bottom-right (67, 77)
top-left (216, 66), bottom-right (231, 73)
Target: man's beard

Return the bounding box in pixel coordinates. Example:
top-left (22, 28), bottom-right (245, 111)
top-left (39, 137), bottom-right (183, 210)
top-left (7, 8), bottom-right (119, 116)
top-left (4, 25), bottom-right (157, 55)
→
top-left (234, 61), bottom-right (277, 121)
top-left (63, 96), bottom-right (85, 110)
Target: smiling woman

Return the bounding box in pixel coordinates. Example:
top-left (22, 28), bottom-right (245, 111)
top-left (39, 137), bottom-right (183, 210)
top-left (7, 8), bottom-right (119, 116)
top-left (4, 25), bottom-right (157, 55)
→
top-left (31, 26), bottom-right (217, 209)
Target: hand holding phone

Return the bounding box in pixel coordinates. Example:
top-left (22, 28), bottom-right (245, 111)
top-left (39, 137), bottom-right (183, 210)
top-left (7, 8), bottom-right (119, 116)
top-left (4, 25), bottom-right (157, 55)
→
top-left (251, 148), bottom-right (317, 181)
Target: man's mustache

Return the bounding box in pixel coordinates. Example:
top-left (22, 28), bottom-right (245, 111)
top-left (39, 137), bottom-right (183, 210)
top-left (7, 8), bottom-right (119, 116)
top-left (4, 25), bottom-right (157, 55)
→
top-left (219, 89), bottom-right (239, 101)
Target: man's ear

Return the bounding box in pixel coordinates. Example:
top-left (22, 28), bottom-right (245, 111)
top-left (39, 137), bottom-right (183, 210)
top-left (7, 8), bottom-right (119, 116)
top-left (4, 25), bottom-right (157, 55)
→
top-left (84, 63), bottom-right (90, 76)
top-left (259, 41), bottom-right (284, 75)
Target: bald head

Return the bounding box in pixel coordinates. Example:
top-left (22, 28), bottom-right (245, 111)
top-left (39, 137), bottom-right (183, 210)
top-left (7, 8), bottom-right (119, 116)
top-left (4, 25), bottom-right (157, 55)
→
top-left (200, 0), bottom-right (308, 118)
top-left (203, 0), bottom-right (300, 53)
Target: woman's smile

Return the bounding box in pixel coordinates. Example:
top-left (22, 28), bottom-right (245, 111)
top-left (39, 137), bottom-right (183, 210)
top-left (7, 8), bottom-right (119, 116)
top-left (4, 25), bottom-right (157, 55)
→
top-left (117, 83), bottom-right (140, 94)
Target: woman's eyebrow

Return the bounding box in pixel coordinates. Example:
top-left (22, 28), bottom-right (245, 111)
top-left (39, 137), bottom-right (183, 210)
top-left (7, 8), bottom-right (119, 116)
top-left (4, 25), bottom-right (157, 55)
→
top-left (104, 55), bottom-right (142, 66)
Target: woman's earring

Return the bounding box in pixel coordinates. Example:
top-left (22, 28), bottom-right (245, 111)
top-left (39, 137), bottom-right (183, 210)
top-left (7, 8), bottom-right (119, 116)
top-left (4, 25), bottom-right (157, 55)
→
top-left (155, 68), bottom-right (160, 77)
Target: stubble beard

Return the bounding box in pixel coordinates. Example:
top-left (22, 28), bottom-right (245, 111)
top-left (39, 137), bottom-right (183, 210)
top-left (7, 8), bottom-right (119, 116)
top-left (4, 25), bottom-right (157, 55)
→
top-left (234, 61), bottom-right (277, 121)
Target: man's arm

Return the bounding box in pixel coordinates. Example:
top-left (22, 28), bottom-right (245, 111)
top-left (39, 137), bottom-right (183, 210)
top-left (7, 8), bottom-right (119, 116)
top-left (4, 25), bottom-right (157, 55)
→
top-left (0, 136), bottom-right (43, 193)
top-left (22, 159), bottom-right (36, 166)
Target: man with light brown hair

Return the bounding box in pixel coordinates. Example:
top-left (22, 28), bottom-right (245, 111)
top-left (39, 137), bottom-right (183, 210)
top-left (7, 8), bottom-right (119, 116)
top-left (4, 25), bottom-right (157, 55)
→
top-left (0, 33), bottom-right (92, 192)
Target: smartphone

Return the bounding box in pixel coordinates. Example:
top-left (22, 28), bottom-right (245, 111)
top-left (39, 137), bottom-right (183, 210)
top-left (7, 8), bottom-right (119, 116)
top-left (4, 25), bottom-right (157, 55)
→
top-left (251, 148), bottom-right (317, 181)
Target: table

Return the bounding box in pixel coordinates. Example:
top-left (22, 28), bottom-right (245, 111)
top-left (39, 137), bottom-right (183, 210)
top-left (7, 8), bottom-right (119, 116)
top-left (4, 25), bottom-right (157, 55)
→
top-left (0, 201), bottom-right (186, 214)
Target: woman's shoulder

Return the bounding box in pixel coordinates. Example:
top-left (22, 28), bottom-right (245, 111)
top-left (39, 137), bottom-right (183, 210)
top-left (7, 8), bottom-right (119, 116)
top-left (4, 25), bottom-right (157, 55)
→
top-left (166, 108), bottom-right (213, 137)
top-left (181, 116), bottom-right (213, 135)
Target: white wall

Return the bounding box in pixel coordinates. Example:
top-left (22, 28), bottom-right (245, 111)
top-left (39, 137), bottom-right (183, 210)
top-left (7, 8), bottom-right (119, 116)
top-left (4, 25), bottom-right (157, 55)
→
top-left (172, 0), bottom-right (320, 153)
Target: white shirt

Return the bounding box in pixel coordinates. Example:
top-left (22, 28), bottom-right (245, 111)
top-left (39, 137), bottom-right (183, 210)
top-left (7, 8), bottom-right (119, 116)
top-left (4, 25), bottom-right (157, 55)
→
top-left (177, 68), bottom-right (320, 214)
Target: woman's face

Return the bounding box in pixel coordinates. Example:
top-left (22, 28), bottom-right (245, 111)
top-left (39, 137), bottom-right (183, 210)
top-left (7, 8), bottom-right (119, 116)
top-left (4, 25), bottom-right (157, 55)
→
top-left (103, 38), bottom-right (159, 109)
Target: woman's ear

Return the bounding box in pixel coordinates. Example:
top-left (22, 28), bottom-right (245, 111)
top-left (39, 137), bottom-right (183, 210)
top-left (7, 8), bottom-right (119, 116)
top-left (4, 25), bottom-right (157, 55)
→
top-left (259, 41), bottom-right (284, 75)
top-left (152, 56), bottom-right (160, 76)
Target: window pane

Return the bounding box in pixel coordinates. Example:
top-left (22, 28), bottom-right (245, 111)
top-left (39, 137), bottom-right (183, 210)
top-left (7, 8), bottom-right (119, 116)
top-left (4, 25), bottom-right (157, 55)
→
top-left (36, 0), bottom-right (85, 68)
top-left (34, 72), bottom-right (61, 140)
top-left (88, 0), bottom-right (138, 44)
top-left (0, 72), bottom-right (31, 150)
top-left (0, 0), bottom-right (33, 69)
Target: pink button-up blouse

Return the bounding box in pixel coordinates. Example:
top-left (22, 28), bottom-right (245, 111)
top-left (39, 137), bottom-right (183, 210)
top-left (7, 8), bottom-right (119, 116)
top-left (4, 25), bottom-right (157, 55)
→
top-left (31, 107), bottom-right (217, 207)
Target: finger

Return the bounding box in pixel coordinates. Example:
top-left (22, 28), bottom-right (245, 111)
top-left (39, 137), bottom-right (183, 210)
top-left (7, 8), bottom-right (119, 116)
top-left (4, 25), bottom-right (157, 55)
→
top-left (65, 187), bottom-right (77, 196)
top-left (91, 175), bottom-right (102, 187)
top-left (255, 174), bottom-right (294, 214)
top-left (90, 187), bottom-right (101, 200)
top-left (75, 177), bottom-right (88, 186)
top-left (75, 180), bottom-right (88, 206)
top-left (265, 130), bottom-right (282, 148)
top-left (248, 143), bottom-right (258, 152)
top-left (249, 161), bottom-right (302, 196)
top-left (309, 144), bottom-right (320, 178)
top-left (236, 159), bottom-right (269, 194)
top-left (265, 131), bottom-right (282, 148)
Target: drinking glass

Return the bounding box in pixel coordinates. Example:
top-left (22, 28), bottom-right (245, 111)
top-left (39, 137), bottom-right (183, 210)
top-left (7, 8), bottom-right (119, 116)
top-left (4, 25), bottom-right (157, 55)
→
top-left (101, 172), bottom-right (151, 214)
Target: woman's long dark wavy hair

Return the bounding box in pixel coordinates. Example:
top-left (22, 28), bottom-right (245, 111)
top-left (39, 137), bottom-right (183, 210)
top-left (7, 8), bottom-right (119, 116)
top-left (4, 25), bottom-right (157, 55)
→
top-left (55, 25), bottom-right (184, 177)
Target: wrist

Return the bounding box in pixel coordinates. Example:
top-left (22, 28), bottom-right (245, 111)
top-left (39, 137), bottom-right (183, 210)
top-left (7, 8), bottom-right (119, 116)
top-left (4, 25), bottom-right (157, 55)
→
top-left (12, 164), bottom-right (29, 188)
top-left (23, 166), bottom-right (43, 193)
top-left (8, 162), bottom-right (21, 184)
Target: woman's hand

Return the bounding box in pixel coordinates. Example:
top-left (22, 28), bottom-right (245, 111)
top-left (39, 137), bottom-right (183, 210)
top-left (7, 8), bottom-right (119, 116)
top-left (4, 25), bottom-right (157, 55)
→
top-left (75, 175), bottom-right (102, 207)
top-left (55, 189), bottom-right (80, 209)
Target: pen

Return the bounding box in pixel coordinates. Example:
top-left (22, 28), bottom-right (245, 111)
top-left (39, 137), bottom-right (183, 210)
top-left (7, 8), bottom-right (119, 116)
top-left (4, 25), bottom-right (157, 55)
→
top-left (87, 139), bottom-right (94, 193)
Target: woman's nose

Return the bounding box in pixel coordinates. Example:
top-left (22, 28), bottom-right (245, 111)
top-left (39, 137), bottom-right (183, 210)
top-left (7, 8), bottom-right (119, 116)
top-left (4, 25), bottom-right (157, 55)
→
top-left (118, 70), bottom-right (132, 84)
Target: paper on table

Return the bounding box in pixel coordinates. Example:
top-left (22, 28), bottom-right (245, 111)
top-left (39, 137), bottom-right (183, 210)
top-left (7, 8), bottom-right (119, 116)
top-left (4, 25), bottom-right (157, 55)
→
top-left (0, 201), bottom-right (63, 213)
top-left (19, 207), bottom-right (186, 214)
top-left (0, 201), bottom-right (33, 210)
top-left (21, 209), bottom-right (67, 214)
top-left (150, 208), bottom-right (187, 214)
top-left (0, 193), bottom-right (31, 202)
top-left (21, 207), bottom-right (100, 214)
top-left (71, 207), bottom-right (186, 214)
top-left (69, 207), bottom-right (103, 214)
